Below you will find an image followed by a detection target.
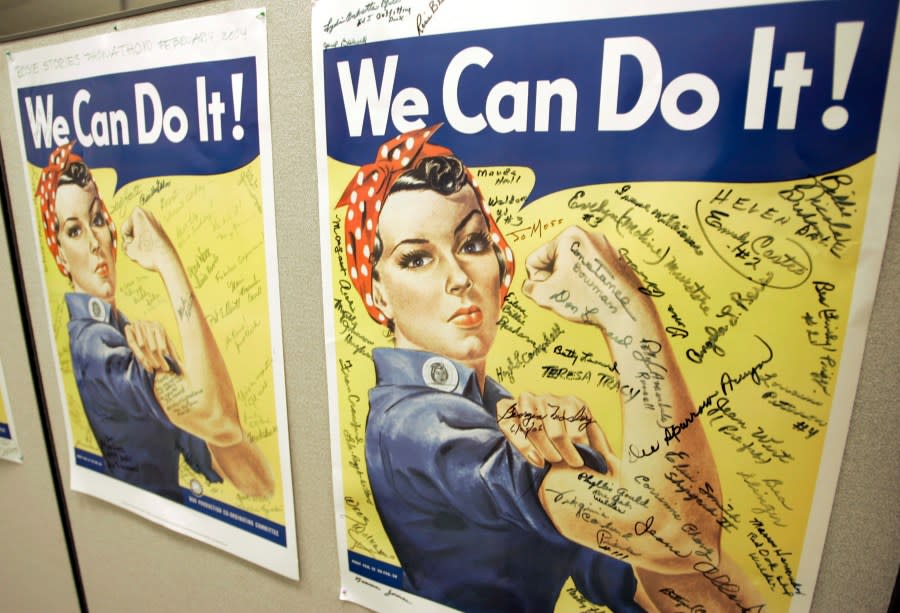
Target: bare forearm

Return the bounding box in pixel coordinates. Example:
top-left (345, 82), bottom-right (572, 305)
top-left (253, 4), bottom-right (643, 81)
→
top-left (536, 306), bottom-right (723, 568)
top-left (210, 439), bottom-right (275, 498)
top-left (606, 313), bottom-right (723, 548)
top-left (124, 207), bottom-right (242, 445)
top-left (156, 255), bottom-right (241, 445)
top-left (635, 552), bottom-right (766, 612)
top-left (524, 227), bottom-right (726, 569)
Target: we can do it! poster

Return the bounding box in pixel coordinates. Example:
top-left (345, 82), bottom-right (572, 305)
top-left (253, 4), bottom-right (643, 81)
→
top-left (7, 9), bottom-right (297, 578)
top-left (313, 1), bottom-right (900, 611)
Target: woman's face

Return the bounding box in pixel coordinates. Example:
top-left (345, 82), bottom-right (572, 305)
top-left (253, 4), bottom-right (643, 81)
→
top-left (55, 182), bottom-right (117, 302)
top-left (373, 185), bottom-right (502, 368)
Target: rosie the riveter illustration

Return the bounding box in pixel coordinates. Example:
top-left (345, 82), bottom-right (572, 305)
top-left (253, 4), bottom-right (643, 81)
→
top-left (337, 125), bottom-right (762, 613)
top-left (37, 142), bottom-right (273, 503)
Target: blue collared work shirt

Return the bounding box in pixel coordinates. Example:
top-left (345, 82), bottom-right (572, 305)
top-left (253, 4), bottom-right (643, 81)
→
top-left (366, 347), bottom-right (644, 613)
top-left (66, 293), bottom-right (221, 502)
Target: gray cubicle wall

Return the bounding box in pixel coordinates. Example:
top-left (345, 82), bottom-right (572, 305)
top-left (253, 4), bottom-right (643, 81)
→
top-left (0, 169), bottom-right (81, 612)
top-left (0, 1), bottom-right (896, 611)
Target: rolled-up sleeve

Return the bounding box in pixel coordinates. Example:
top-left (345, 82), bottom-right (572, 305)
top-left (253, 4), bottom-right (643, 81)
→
top-left (70, 323), bottom-right (173, 427)
top-left (374, 390), bottom-right (569, 541)
top-left (571, 547), bottom-right (643, 612)
top-left (176, 431), bottom-right (222, 483)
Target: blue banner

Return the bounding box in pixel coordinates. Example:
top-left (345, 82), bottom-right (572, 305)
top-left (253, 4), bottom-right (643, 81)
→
top-left (75, 448), bottom-right (107, 471)
top-left (182, 490), bottom-right (287, 546)
top-left (323, 0), bottom-right (898, 202)
top-left (75, 448), bottom-right (285, 545)
top-left (348, 550), bottom-right (404, 588)
top-left (17, 57), bottom-right (259, 190)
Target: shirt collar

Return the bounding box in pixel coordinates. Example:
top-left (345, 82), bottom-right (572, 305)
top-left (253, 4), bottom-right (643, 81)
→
top-left (372, 348), bottom-right (510, 407)
top-left (65, 292), bottom-right (125, 329)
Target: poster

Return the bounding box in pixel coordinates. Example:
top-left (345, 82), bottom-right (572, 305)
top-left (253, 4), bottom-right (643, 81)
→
top-left (313, 1), bottom-right (900, 611)
top-left (7, 9), bottom-right (297, 578)
top-left (0, 357), bottom-right (23, 462)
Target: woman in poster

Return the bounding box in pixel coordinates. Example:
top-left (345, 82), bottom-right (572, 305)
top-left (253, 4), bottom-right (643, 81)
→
top-left (37, 142), bottom-right (273, 502)
top-left (338, 125), bottom-right (762, 612)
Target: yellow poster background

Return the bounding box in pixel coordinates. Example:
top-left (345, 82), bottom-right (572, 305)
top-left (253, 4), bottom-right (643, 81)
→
top-left (0, 366), bottom-right (9, 427)
top-left (326, 153), bottom-right (871, 612)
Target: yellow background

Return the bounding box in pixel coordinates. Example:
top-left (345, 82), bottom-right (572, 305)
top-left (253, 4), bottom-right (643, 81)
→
top-left (0, 366), bottom-right (8, 426)
top-left (327, 153), bottom-right (872, 612)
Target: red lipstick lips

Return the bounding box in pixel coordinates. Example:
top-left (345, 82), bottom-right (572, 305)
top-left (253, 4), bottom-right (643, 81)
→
top-left (450, 305), bottom-right (483, 327)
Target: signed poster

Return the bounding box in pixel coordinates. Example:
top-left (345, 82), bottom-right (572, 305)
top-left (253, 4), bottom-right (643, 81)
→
top-left (7, 10), bottom-right (297, 578)
top-left (313, 0), bottom-right (900, 611)
top-left (0, 357), bottom-right (23, 463)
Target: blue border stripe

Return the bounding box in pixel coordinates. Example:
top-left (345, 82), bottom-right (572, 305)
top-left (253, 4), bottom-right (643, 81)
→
top-left (73, 448), bottom-right (286, 546)
top-left (75, 448), bottom-right (106, 472)
top-left (348, 551), bottom-right (404, 588)
top-left (182, 490), bottom-right (287, 546)
top-left (0, 423), bottom-right (10, 439)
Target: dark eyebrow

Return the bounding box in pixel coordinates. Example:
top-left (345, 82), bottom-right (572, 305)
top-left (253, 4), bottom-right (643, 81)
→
top-left (387, 209), bottom-right (485, 257)
top-left (61, 197), bottom-right (101, 226)
top-left (389, 238), bottom-right (428, 257)
top-left (454, 210), bottom-right (483, 236)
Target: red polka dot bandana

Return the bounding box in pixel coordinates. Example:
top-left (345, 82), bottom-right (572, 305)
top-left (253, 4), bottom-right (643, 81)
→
top-left (36, 142), bottom-right (117, 277)
top-left (337, 124), bottom-right (515, 325)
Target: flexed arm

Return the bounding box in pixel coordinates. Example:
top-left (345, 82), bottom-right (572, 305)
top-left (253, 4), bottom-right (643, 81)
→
top-left (519, 226), bottom-right (722, 572)
top-left (515, 226), bottom-right (766, 611)
top-left (122, 207), bottom-right (274, 497)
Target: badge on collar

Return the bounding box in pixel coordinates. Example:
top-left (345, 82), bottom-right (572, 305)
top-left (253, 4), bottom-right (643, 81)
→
top-left (190, 479), bottom-right (204, 497)
top-left (88, 297), bottom-right (106, 322)
top-left (422, 356), bottom-right (459, 392)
